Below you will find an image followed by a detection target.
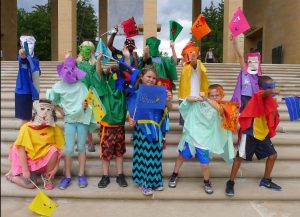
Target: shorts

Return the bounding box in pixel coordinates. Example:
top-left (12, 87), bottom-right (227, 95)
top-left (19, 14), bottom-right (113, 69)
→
top-left (179, 142), bottom-right (210, 164)
top-left (237, 134), bottom-right (277, 161)
top-left (240, 95), bottom-right (251, 112)
top-left (99, 125), bottom-right (126, 161)
top-left (15, 93), bottom-right (33, 120)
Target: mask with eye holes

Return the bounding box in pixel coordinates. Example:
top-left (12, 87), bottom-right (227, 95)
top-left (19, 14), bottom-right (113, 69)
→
top-left (56, 57), bottom-right (86, 84)
top-left (32, 100), bottom-right (56, 127)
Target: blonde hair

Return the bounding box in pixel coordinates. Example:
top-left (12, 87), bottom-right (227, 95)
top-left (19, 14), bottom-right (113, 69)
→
top-left (77, 41), bottom-right (96, 65)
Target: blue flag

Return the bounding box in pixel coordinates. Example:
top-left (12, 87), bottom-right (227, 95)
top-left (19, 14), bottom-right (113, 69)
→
top-left (283, 96), bottom-right (300, 121)
top-left (95, 38), bottom-right (111, 64)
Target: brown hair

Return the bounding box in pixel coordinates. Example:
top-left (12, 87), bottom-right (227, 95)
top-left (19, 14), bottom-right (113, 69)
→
top-left (137, 65), bottom-right (157, 85)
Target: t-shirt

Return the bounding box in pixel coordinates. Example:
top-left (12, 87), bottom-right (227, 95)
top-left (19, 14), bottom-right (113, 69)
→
top-left (190, 64), bottom-right (200, 97)
top-left (241, 71), bottom-right (253, 96)
top-left (15, 123), bottom-right (64, 160)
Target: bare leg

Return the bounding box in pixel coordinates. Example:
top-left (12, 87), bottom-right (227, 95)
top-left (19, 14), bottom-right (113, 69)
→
top-left (102, 159), bottom-right (110, 176)
top-left (45, 152), bottom-right (58, 173)
top-left (78, 152), bottom-right (86, 176)
top-left (229, 157), bottom-right (243, 181)
top-left (116, 156), bottom-right (124, 175)
top-left (173, 155), bottom-right (185, 174)
top-left (263, 154), bottom-right (277, 179)
top-left (11, 176), bottom-right (36, 189)
top-left (200, 164), bottom-right (210, 181)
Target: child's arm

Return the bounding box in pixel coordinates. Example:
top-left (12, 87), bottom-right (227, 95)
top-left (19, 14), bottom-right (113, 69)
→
top-left (132, 50), bottom-right (139, 68)
top-left (19, 49), bottom-right (26, 59)
top-left (96, 54), bottom-right (104, 77)
top-left (170, 41), bottom-right (178, 65)
top-left (17, 147), bottom-right (30, 179)
top-left (186, 96), bottom-right (204, 102)
top-left (47, 159), bottom-right (60, 179)
top-left (107, 25), bottom-right (118, 54)
top-left (230, 35), bottom-right (245, 70)
top-left (128, 114), bottom-right (136, 127)
top-left (166, 90), bottom-right (173, 110)
top-left (262, 88), bottom-right (280, 98)
top-left (122, 47), bottom-right (131, 66)
top-left (205, 97), bottom-right (224, 115)
top-left (143, 45), bottom-right (150, 63)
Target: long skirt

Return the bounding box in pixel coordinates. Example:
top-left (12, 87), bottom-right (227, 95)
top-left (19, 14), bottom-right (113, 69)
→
top-left (132, 125), bottom-right (163, 189)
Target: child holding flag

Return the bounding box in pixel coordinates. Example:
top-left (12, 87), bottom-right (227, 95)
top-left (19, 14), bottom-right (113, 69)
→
top-left (168, 84), bottom-right (235, 194)
top-left (128, 66), bottom-right (173, 195)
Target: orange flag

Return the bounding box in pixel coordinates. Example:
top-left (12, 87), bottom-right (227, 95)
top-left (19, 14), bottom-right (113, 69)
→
top-left (191, 15), bottom-right (211, 40)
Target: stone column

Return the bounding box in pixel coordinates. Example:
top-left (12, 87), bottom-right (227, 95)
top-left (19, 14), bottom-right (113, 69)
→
top-left (99, 0), bottom-right (108, 44)
top-left (192, 0), bottom-right (202, 49)
top-left (57, 0), bottom-right (77, 60)
top-left (1, 0), bottom-right (17, 60)
top-left (223, 0), bottom-right (243, 63)
top-left (143, 0), bottom-right (157, 45)
top-left (51, 0), bottom-right (58, 60)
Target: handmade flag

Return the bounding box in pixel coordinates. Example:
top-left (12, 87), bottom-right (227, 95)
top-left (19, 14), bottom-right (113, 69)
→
top-left (169, 20), bottom-right (183, 41)
top-left (219, 101), bottom-right (240, 132)
top-left (85, 88), bottom-right (106, 123)
top-left (28, 191), bottom-right (58, 217)
top-left (229, 7), bottom-right (250, 37)
top-left (121, 17), bottom-right (138, 38)
top-left (283, 96), bottom-right (300, 121)
top-left (156, 78), bottom-right (173, 91)
top-left (191, 15), bottom-right (211, 40)
top-left (114, 61), bottom-right (140, 93)
top-left (95, 38), bottom-right (111, 64)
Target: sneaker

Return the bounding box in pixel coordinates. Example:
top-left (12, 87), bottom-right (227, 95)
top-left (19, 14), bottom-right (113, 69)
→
top-left (59, 176), bottom-right (71, 190)
top-left (78, 175), bottom-right (88, 188)
top-left (116, 174), bottom-right (128, 187)
top-left (259, 178), bottom-right (282, 191)
top-left (87, 144), bottom-right (96, 152)
top-left (139, 186), bottom-right (153, 196)
top-left (203, 181), bottom-right (214, 194)
top-left (168, 173), bottom-right (178, 188)
top-left (153, 186), bottom-right (164, 191)
top-left (98, 175), bottom-right (110, 188)
top-left (41, 174), bottom-right (55, 190)
top-left (225, 180), bottom-right (235, 196)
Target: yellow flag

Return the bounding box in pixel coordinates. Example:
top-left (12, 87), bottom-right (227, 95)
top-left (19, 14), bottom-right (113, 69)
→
top-left (28, 191), bottom-right (58, 217)
top-left (85, 88), bottom-right (106, 123)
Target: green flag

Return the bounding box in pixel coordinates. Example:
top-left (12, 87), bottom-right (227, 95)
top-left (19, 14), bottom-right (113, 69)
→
top-left (169, 20), bottom-right (183, 41)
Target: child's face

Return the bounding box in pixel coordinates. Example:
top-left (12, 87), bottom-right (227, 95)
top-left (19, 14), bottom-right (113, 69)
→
top-left (141, 71), bottom-right (156, 86)
top-left (208, 88), bottom-right (223, 101)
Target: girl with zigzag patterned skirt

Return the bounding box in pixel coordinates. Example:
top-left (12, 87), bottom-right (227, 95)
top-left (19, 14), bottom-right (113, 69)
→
top-left (128, 66), bottom-right (173, 195)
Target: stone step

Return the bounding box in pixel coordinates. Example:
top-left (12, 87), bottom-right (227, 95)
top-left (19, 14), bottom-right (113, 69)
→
top-left (2, 156), bottom-right (300, 178)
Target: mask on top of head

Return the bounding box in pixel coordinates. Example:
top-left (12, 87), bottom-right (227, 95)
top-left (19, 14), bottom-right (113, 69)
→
top-left (32, 100), bottom-right (55, 127)
top-left (20, 36), bottom-right (36, 57)
top-left (56, 57), bottom-right (86, 84)
top-left (181, 42), bottom-right (199, 63)
top-left (79, 45), bottom-right (94, 61)
top-left (246, 52), bottom-right (261, 76)
top-left (146, 37), bottom-right (161, 57)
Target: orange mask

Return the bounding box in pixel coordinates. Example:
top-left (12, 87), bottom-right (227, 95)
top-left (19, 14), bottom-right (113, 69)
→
top-left (181, 42), bottom-right (199, 63)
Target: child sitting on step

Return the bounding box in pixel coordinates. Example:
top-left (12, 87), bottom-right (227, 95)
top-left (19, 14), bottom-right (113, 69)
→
top-left (225, 75), bottom-right (281, 196)
top-left (169, 84), bottom-right (235, 194)
top-left (6, 99), bottom-right (64, 190)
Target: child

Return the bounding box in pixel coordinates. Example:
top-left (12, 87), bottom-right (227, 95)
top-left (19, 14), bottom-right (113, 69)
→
top-left (46, 55), bottom-right (96, 190)
top-left (15, 35), bottom-right (41, 126)
top-left (77, 41), bottom-right (98, 152)
top-left (6, 99), bottom-right (64, 190)
top-left (225, 75), bottom-right (281, 196)
top-left (168, 84), bottom-right (234, 194)
top-left (81, 53), bottom-right (129, 188)
top-left (128, 66), bottom-right (173, 195)
top-left (230, 35), bottom-right (259, 112)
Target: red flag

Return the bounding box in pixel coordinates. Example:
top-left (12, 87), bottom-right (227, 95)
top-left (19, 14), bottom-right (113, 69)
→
top-left (121, 17), bottom-right (139, 38)
top-left (156, 78), bottom-right (173, 91)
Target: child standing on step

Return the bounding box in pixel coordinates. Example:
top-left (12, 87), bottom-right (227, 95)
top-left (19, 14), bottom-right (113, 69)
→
top-left (128, 66), bottom-right (173, 195)
top-left (168, 84), bottom-right (235, 194)
top-left (225, 76), bottom-right (281, 196)
top-left (46, 53), bottom-right (96, 190)
top-left (6, 99), bottom-right (64, 190)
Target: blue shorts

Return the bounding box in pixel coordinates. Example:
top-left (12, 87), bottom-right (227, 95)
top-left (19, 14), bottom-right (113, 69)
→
top-left (179, 142), bottom-right (210, 164)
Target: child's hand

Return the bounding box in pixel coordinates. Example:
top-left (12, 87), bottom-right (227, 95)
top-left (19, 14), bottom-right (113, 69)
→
top-left (82, 100), bottom-right (88, 110)
top-left (144, 45), bottom-right (149, 56)
top-left (97, 53), bottom-right (104, 61)
top-left (47, 168), bottom-right (58, 179)
top-left (272, 88), bottom-right (280, 95)
top-left (170, 41), bottom-right (175, 49)
top-left (22, 170), bottom-right (31, 179)
top-left (128, 116), bottom-right (136, 127)
top-left (19, 49), bottom-right (26, 59)
top-left (166, 90), bottom-right (173, 102)
top-left (64, 51), bottom-right (72, 59)
top-left (187, 96), bottom-right (202, 102)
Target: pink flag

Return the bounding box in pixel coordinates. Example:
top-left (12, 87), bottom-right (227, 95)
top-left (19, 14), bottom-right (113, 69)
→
top-left (228, 7), bottom-right (250, 37)
top-left (121, 17), bottom-right (139, 38)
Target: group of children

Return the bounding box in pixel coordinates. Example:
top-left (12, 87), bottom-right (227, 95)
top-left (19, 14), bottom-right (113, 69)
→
top-left (7, 31), bottom-right (282, 197)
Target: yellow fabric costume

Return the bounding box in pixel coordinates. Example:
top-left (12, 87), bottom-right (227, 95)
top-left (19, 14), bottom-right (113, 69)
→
top-left (178, 60), bottom-right (209, 99)
top-left (15, 123), bottom-right (64, 160)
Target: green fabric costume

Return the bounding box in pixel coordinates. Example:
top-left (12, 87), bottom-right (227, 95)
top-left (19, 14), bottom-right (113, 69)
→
top-left (178, 100), bottom-right (234, 164)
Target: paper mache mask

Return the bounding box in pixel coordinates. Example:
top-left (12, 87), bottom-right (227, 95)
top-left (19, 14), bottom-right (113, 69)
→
top-left (20, 36), bottom-right (36, 57)
top-left (79, 45), bottom-right (94, 61)
top-left (181, 42), bottom-right (199, 63)
top-left (57, 57), bottom-right (86, 84)
top-left (246, 52), bottom-right (261, 76)
top-left (32, 100), bottom-right (56, 127)
top-left (146, 37), bottom-right (161, 57)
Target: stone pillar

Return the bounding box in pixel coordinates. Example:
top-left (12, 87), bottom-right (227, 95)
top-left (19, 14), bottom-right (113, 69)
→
top-left (99, 0), bottom-right (108, 44)
top-left (143, 0), bottom-right (157, 45)
top-left (51, 0), bottom-right (58, 60)
top-left (223, 0), bottom-right (243, 63)
top-left (1, 0), bottom-right (17, 60)
top-left (192, 0), bottom-right (202, 49)
top-left (57, 0), bottom-right (77, 60)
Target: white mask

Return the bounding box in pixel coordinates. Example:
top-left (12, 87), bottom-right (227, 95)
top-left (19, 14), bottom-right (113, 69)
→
top-left (32, 100), bottom-right (55, 127)
top-left (20, 36), bottom-right (36, 57)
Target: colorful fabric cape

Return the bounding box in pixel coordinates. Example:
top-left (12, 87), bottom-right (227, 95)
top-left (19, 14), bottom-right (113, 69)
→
top-left (178, 60), bottom-right (209, 99)
top-left (239, 90), bottom-right (280, 140)
top-left (178, 100), bottom-right (234, 164)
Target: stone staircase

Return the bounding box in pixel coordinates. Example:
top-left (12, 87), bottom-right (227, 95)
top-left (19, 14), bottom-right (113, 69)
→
top-left (1, 61), bottom-right (300, 217)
